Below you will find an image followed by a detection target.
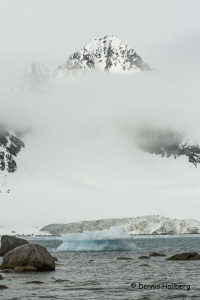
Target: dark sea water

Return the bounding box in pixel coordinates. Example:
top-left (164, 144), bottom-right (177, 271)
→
top-left (1, 235), bottom-right (200, 300)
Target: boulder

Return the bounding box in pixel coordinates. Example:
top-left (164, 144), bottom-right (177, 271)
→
top-left (0, 269), bottom-right (14, 273)
top-left (0, 244), bottom-right (55, 271)
top-left (117, 257), bottom-right (132, 260)
top-left (55, 279), bottom-right (69, 283)
top-left (149, 252), bottom-right (166, 257)
top-left (138, 256), bottom-right (150, 259)
top-left (0, 235), bottom-right (28, 256)
top-left (51, 256), bottom-right (58, 261)
top-left (26, 281), bottom-right (44, 284)
top-left (0, 275), bottom-right (3, 280)
top-left (14, 266), bottom-right (37, 272)
top-left (166, 252), bottom-right (200, 261)
top-left (0, 285), bottom-right (8, 290)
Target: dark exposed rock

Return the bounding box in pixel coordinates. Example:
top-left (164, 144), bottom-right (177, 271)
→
top-left (26, 281), bottom-right (44, 284)
top-left (0, 235), bottom-right (28, 256)
top-left (137, 128), bottom-right (200, 167)
top-left (0, 244), bottom-right (55, 271)
top-left (149, 252), bottom-right (166, 257)
top-left (117, 257), bottom-right (132, 260)
top-left (0, 285), bottom-right (8, 289)
top-left (138, 256), bottom-right (150, 259)
top-left (166, 252), bottom-right (200, 261)
top-left (0, 269), bottom-right (15, 273)
top-left (0, 275), bottom-right (3, 280)
top-left (55, 279), bottom-right (70, 283)
top-left (51, 256), bottom-right (58, 261)
top-left (14, 266), bottom-right (37, 272)
top-left (0, 129), bottom-right (25, 173)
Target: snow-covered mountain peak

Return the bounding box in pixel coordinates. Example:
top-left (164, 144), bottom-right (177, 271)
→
top-left (55, 35), bottom-right (150, 76)
top-left (84, 35), bottom-right (126, 53)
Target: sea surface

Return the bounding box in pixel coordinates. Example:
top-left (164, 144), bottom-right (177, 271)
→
top-left (1, 235), bottom-right (200, 300)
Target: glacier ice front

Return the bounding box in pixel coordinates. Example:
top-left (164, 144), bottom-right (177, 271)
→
top-left (57, 226), bottom-right (137, 251)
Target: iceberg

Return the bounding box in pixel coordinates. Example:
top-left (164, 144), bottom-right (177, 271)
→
top-left (57, 226), bottom-right (137, 251)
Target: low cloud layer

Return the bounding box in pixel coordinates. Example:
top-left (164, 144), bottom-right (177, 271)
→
top-left (0, 0), bottom-right (200, 227)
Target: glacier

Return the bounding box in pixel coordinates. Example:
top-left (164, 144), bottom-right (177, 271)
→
top-left (57, 226), bottom-right (137, 251)
top-left (41, 215), bottom-right (200, 236)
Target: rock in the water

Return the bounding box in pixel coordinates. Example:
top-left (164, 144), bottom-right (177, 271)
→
top-left (0, 244), bottom-right (55, 271)
top-left (26, 281), bottom-right (44, 284)
top-left (138, 256), bottom-right (150, 259)
top-left (0, 274), bottom-right (3, 280)
top-left (117, 257), bottom-right (132, 260)
top-left (14, 266), bottom-right (37, 272)
top-left (149, 252), bottom-right (166, 257)
top-left (0, 269), bottom-right (14, 273)
top-left (51, 256), bottom-right (58, 261)
top-left (166, 252), bottom-right (200, 261)
top-left (55, 279), bottom-right (69, 283)
top-left (0, 235), bottom-right (28, 256)
top-left (0, 285), bottom-right (8, 289)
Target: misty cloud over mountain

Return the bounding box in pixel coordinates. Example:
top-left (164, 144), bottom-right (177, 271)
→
top-left (1, 0), bottom-right (200, 228)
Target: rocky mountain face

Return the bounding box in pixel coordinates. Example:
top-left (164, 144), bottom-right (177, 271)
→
top-left (55, 35), bottom-right (150, 76)
top-left (136, 128), bottom-right (200, 167)
top-left (40, 215), bottom-right (200, 235)
top-left (0, 128), bottom-right (25, 174)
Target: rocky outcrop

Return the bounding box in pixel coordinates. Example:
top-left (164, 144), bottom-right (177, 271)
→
top-left (166, 252), bottom-right (200, 261)
top-left (0, 235), bottom-right (28, 256)
top-left (117, 257), bottom-right (132, 260)
top-left (149, 252), bottom-right (166, 257)
top-left (40, 215), bottom-right (200, 235)
top-left (0, 244), bottom-right (55, 271)
top-left (14, 266), bottom-right (37, 272)
top-left (138, 256), bottom-right (150, 259)
top-left (0, 285), bottom-right (8, 290)
top-left (0, 128), bottom-right (25, 174)
top-left (136, 128), bottom-right (200, 167)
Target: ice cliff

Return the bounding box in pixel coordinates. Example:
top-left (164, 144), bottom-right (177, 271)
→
top-left (40, 215), bottom-right (200, 235)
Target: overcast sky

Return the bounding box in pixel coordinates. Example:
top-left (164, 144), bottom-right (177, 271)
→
top-left (1, 0), bottom-right (200, 229)
top-left (1, 0), bottom-right (200, 72)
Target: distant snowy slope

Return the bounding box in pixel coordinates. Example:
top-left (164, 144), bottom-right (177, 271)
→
top-left (40, 215), bottom-right (200, 235)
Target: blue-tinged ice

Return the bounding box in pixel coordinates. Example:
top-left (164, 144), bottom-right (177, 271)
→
top-left (57, 226), bottom-right (137, 251)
